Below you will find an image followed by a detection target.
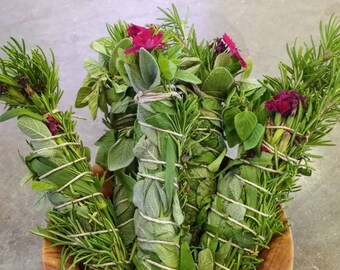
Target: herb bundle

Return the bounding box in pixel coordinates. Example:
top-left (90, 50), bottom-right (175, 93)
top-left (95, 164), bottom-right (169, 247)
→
top-left (0, 40), bottom-right (132, 269)
top-left (1, 5), bottom-right (339, 270)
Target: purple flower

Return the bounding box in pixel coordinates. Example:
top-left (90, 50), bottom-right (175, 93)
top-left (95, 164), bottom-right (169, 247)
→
top-left (45, 115), bottom-right (60, 135)
top-left (265, 90), bottom-right (307, 116)
top-left (125, 24), bottom-right (165, 54)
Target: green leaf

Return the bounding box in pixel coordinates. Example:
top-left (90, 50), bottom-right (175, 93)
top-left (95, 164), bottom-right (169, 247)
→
top-left (124, 64), bottom-right (148, 92)
top-left (32, 180), bottom-right (58, 191)
top-left (228, 175), bottom-right (243, 201)
top-left (146, 113), bottom-right (173, 130)
top-left (167, 44), bottom-right (183, 58)
top-left (75, 87), bottom-right (92, 108)
top-left (164, 136), bottom-right (176, 207)
top-left (244, 123), bottom-right (265, 151)
top-left (226, 203), bottom-right (246, 221)
top-left (223, 107), bottom-right (241, 131)
top-left (109, 38), bottom-right (133, 74)
top-left (175, 70), bottom-right (202, 84)
top-left (213, 53), bottom-right (233, 68)
top-left (0, 108), bottom-right (45, 122)
top-left (107, 138), bottom-right (135, 171)
top-left (84, 58), bottom-right (107, 77)
top-left (115, 170), bottom-right (136, 201)
top-left (180, 242), bottom-right (195, 270)
top-left (110, 96), bottom-right (132, 114)
top-left (90, 37), bottom-right (111, 55)
top-left (88, 90), bottom-right (99, 119)
top-left (17, 116), bottom-right (51, 139)
top-left (159, 57), bottom-right (177, 80)
top-left (207, 149), bottom-right (226, 172)
top-left (139, 48), bottom-right (160, 89)
top-left (202, 67), bottom-right (234, 98)
top-left (234, 111), bottom-right (257, 141)
top-left (241, 59), bottom-right (253, 79)
top-left (20, 171), bottom-right (34, 186)
top-left (150, 101), bottom-right (176, 115)
top-left (95, 130), bottom-right (116, 147)
top-left (0, 74), bottom-right (19, 87)
top-left (198, 249), bottom-right (214, 270)
top-left (197, 179), bottom-right (215, 208)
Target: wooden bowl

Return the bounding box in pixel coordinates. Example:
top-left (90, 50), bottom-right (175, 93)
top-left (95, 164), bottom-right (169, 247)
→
top-left (42, 165), bottom-right (294, 270)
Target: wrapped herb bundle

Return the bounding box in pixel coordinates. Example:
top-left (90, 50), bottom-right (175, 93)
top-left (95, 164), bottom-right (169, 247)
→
top-left (1, 4), bottom-right (339, 270)
top-left (0, 40), bottom-right (132, 269)
top-left (200, 16), bottom-right (340, 269)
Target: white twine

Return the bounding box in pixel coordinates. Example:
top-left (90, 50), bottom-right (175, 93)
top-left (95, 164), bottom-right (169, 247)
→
top-left (57, 171), bottom-right (92, 192)
top-left (196, 128), bottom-right (223, 136)
top-left (138, 122), bottom-right (183, 137)
top-left (240, 159), bottom-right (282, 174)
top-left (54, 192), bottom-right (103, 210)
top-left (210, 208), bottom-right (265, 241)
top-left (216, 192), bottom-right (270, 218)
top-left (215, 262), bottom-right (231, 270)
top-left (135, 91), bottom-right (181, 104)
top-left (185, 203), bottom-right (199, 212)
top-left (137, 238), bottom-right (180, 248)
top-left (39, 157), bottom-right (87, 180)
top-left (32, 142), bottom-right (81, 154)
top-left (68, 229), bottom-right (118, 238)
top-left (234, 174), bottom-right (272, 195)
top-left (115, 198), bottom-right (129, 207)
top-left (71, 114), bottom-right (87, 120)
top-left (139, 158), bottom-right (183, 169)
top-left (30, 132), bottom-right (75, 141)
top-left (145, 259), bottom-right (177, 270)
top-left (266, 125), bottom-right (303, 136)
top-left (138, 173), bottom-right (179, 189)
top-left (138, 210), bottom-right (178, 226)
top-left (262, 141), bottom-right (299, 164)
top-left (199, 116), bottom-right (223, 122)
top-left (87, 261), bottom-right (131, 267)
top-left (117, 218), bottom-right (134, 229)
top-left (205, 231), bottom-right (255, 254)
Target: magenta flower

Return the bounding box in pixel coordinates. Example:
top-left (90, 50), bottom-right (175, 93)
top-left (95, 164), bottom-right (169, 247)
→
top-left (127, 24), bottom-right (148, 37)
top-left (45, 115), bottom-right (60, 135)
top-left (265, 90), bottom-right (307, 116)
top-left (125, 24), bottom-right (165, 54)
top-left (222, 33), bottom-right (247, 68)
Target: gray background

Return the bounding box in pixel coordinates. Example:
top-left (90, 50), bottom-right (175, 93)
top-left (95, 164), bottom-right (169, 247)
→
top-left (0, 0), bottom-right (339, 269)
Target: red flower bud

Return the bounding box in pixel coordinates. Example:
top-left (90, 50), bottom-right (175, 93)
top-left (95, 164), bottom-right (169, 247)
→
top-left (265, 90), bottom-right (307, 116)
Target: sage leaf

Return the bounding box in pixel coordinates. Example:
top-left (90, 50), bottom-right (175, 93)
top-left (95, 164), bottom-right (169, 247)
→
top-left (226, 203), bottom-right (246, 221)
top-left (124, 63), bottom-right (148, 92)
top-left (234, 111), bottom-right (257, 141)
top-left (109, 38), bottom-right (132, 74)
top-left (107, 138), bottom-right (135, 171)
top-left (139, 48), bottom-right (160, 89)
top-left (17, 116), bottom-right (51, 140)
top-left (198, 249), bottom-right (214, 270)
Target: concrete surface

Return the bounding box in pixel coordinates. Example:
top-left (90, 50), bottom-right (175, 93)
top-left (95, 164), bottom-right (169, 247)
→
top-left (0, 0), bottom-right (339, 269)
